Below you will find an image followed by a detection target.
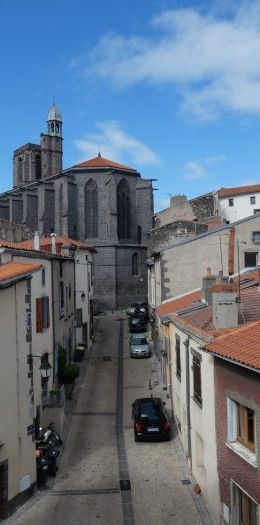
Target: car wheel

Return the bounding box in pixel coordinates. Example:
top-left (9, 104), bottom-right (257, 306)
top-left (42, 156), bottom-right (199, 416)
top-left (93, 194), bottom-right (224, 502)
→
top-left (134, 434), bottom-right (141, 442)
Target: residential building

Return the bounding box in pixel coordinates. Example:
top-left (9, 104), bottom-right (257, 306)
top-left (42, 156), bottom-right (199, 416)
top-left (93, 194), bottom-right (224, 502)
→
top-left (215, 184), bottom-right (260, 223)
top-left (0, 262), bottom-right (41, 519)
top-left (203, 322), bottom-right (260, 524)
top-left (155, 271), bottom-right (260, 523)
top-left (148, 214), bottom-right (260, 309)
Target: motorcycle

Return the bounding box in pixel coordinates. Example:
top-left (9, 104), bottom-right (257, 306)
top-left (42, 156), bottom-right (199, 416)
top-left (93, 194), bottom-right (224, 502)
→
top-left (36, 423), bottom-right (63, 480)
top-left (37, 422), bottom-right (63, 447)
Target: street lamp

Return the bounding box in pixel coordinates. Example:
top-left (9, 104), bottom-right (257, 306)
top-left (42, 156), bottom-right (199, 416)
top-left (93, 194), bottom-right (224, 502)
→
top-left (39, 361), bottom-right (52, 380)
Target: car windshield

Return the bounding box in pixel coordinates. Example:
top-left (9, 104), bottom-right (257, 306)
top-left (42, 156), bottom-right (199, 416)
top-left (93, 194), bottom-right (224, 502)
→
top-left (132, 338), bottom-right (147, 345)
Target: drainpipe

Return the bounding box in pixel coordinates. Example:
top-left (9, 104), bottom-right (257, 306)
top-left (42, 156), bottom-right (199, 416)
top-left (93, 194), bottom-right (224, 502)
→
top-left (184, 336), bottom-right (192, 465)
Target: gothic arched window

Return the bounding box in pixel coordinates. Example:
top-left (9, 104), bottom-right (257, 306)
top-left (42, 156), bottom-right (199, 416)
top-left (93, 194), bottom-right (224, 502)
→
top-left (85, 179), bottom-right (98, 238)
top-left (132, 252), bottom-right (139, 275)
top-left (137, 225), bottom-right (142, 244)
top-left (117, 179), bottom-right (131, 240)
top-left (59, 184), bottom-right (63, 234)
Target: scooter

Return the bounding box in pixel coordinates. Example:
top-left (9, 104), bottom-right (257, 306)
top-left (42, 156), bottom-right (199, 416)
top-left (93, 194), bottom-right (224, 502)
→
top-left (36, 442), bottom-right (60, 477)
top-left (37, 422), bottom-right (63, 447)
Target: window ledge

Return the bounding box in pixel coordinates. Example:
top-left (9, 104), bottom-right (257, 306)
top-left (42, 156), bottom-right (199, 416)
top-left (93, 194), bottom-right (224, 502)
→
top-left (226, 441), bottom-right (257, 468)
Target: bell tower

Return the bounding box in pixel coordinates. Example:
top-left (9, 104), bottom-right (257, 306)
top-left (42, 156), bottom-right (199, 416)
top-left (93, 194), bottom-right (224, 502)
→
top-left (40, 101), bottom-right (63, 179)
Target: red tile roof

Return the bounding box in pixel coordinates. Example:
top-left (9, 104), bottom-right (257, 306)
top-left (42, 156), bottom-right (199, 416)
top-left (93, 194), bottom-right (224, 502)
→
top-left (73, 155), bottom-right (136, 172)
top-left (0, 262), bottom-right (41, 282)
top-left (12, 236), bottom-right (96, 254)
top-left (203, 321), bottom-right (260, 371)
top-left (156, 291), bottom-right (202, 316)
top-left (218, 184), bottom-right (260, 198)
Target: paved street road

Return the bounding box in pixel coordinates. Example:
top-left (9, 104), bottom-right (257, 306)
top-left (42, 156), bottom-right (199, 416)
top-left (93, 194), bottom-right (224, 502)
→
top-left (7, 314), bottom-right (213, 525)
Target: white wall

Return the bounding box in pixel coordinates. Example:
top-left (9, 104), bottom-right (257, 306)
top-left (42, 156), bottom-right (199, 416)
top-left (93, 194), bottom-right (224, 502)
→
top-left (218, 193), bottom-right (260, 223)
top-left (75, 249), bottom-right (94, 347)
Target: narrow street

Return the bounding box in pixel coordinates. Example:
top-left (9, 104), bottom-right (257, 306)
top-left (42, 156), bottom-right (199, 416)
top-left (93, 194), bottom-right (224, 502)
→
top-left (7, 314), bottom-right (213, 525)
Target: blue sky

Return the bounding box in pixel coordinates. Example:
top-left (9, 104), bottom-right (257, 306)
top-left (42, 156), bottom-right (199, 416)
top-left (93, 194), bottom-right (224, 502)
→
top-left (1, 0), bottom-right (260, 210)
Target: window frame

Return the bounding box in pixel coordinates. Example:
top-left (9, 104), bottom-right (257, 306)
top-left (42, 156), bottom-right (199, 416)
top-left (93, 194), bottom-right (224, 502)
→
top-left (231, 481), bottom-right (258, 525)
top-left (250, 195), bottom-right (256, 205)
top-left (244, 252), bottom-right (258, 268)
top-left (229, 198), bottom-right (234, 207)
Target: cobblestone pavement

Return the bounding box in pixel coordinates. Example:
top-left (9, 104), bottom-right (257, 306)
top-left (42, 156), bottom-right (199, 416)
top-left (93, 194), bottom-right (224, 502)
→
top-left (6, 313), bottom-right (214, 525)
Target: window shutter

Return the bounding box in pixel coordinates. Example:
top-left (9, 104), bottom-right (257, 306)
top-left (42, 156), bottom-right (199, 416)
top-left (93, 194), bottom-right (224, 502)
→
top-left (46, 296), bottom-right (50, 328)
top-left (36, 298), bottom-right (43, 333)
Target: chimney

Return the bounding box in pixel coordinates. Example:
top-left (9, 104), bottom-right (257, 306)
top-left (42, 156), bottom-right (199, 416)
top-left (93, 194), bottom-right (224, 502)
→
top-left (51, 233), bottom-right (56, 254)
top-left (34, 232), bottom-right (40, 251)
top-left (61, 243), bottom-right (75, 258)
top-left (202, 267), bottom-right (217, 305)
top-left (212, 278), bottom-right (239, 329)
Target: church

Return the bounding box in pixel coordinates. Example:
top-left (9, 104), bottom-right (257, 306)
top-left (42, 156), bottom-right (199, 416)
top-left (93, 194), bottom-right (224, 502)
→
top-left (0, 103), bottom-right (154, 310)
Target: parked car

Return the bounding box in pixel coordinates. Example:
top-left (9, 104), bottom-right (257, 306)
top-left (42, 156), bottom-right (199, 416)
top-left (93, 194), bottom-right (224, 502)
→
top-left (132, 397), bottom-right (171, 442)
top-left (127, 302), bottom-right (149, 318)
top-left (129, 314), bottom-right (147, 333)
top-left (129, 334), bottom-right (150, 358)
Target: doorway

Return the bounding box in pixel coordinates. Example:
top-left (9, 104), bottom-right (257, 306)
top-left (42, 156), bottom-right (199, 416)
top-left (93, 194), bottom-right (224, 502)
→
top-left (0, 461), bottom-right (8, 521)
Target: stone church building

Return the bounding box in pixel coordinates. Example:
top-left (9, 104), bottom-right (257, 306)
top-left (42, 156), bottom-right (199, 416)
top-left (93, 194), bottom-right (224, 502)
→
top-left (0, 104), bottom-right (154, 309)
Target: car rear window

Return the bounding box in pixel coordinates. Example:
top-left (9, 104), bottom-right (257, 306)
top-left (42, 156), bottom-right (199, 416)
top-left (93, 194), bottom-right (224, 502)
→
top-left (139, 402), bottom-right (161, 420)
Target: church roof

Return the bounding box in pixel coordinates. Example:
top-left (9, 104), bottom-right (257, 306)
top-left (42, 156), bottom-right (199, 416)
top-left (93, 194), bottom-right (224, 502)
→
top-left (73, 155), bottom-right (137, 172)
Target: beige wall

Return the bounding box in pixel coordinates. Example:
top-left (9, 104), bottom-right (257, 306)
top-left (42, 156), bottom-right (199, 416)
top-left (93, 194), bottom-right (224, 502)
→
top-left (75, 249), bottom-right (94, 347)
top-left (0, 280), bottom-right (36, 503)
top-left (158, 215), bottom-right (260, 302)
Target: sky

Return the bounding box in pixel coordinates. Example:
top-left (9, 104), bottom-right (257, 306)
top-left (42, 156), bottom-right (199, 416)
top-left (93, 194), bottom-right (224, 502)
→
top-left (1, 0), bottom-right (260, 211)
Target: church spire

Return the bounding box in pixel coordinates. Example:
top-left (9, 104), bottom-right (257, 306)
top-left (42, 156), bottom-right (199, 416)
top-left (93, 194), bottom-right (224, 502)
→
top-left (47, 100), bottom-right (62, 137)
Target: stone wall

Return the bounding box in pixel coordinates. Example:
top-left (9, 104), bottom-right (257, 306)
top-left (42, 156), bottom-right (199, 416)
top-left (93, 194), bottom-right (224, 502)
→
top-left (115, 245), bottom-right (148, 307)
top-left (149, 220), bottom-right (208, 251)
top-left (0, 219), bottom-right (34, 241)
top-left (190, 193), bottom-right (214, 220)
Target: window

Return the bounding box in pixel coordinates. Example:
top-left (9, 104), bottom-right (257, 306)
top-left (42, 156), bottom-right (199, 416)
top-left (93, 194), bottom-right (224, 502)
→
top-left (244, 252), bottom-right (257, 267)
top-left (117, 179), bottom-right (131, 240)
top-left (137, 225), bottom-right (142, 244)
top-left (35, 155), bottom-right (41, 180)
top-left (227, 398), bottom-right (257, 465)
top-left (229, 198), bottom-right (234, 207)
top-left (254, 209), bottom-right (260, 214)
top-left (85, 179), bottom-right (98, 238)
top-left (42, 268), bottom-right (45, 286)
top-left (18, 157), bottom-right (23, 183)
top-left (192, 352), bottom-right (202, 406)
top-left (250, 196), bottom-right (256, 205)
top-left (176, 335), bottom-right (181, 380)
top-left (232, 483), bottom-right (258, 525)
top-left (76, 309), bottom-right (82, 327)
top-left (59, 282), bottom-right (64, 316)
top-left (252, 231), bottom-right (260, 244)
top-left (132, 252), bottom-right (139, 275)
top-left (59, 261), bottom-right (63, 278)
top-left (36, 297), bottom-right (50, 333)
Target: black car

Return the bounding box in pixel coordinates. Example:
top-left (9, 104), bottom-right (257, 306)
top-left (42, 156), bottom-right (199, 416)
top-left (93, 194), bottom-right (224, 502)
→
top-left (126, 302), bottom-right (149, 319)
top-left (129, 314), bottom-right (147, 333)
top-left (132, 397), bottom-right (171, 441)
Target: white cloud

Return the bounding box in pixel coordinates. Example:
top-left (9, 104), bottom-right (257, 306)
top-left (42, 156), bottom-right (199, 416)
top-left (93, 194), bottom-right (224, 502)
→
top-left (74, 121), bottom-right (161, 167)
top-left (81, 2), bottom-right (260, 119)
top-left (183, 161), bottom-right (206, 181)
top-left (183, 154), bottom-right (226, 180)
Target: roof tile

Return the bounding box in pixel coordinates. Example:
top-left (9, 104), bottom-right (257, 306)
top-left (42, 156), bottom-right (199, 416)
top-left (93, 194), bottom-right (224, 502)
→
top-left (0, 262), bottom-right (41, 282)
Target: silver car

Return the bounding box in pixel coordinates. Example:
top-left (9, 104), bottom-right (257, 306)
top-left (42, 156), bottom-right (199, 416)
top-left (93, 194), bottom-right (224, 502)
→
top-left (129, 334), bottom-right (150, 358)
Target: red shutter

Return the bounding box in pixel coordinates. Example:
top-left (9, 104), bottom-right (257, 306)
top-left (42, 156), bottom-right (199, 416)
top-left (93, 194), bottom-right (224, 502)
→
top-left (36, 298), bottom-right (43, 333)
top-left (46, 296), bottom-right (50, 328)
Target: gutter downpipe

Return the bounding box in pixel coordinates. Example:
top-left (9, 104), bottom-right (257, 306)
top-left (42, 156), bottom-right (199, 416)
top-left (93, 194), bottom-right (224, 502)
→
top-left (184, 336), bottom-right (192, 467)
